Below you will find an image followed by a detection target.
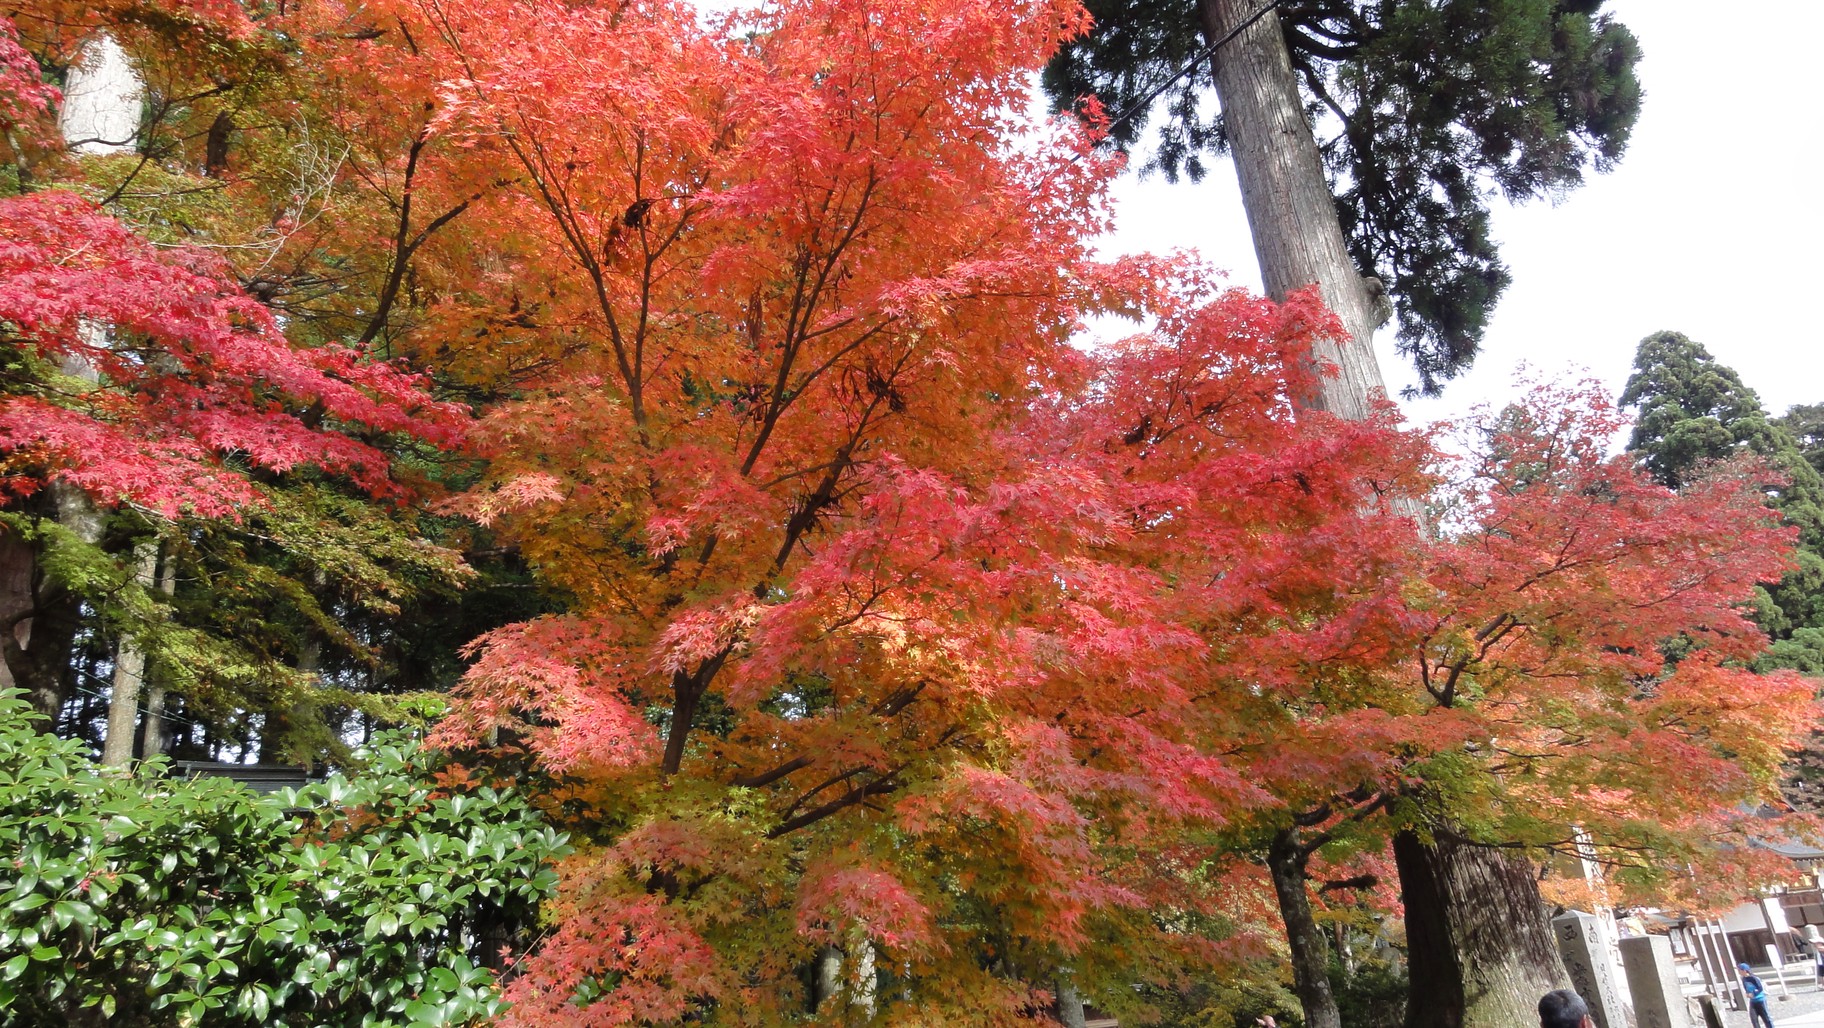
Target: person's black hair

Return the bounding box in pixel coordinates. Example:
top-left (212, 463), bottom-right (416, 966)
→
top-left (1539, 989), bottom-right (1590, 1028)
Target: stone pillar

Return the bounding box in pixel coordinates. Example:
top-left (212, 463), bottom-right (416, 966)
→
top-left (1554, 910), bottom-right (1626, 1028)
top-left (1621, 935), bottom-right (1692, 1028)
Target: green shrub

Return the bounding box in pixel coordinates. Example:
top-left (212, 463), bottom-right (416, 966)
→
top-left (0, 690), bottom-right (568, 1026)
top-left (1330, 954), bottom-right (1407, 1028)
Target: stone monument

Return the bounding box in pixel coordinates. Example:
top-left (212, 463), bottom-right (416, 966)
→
top-left (1554, 909), bottom-right (1626, 1028)
top-left (1620, 934), bottom-right (1692, 1028)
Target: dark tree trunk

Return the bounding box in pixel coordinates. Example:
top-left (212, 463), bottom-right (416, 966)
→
top-left (203, 112), bottom-right (233, 178)
top-left (260, 636), bottom-right (320, 764)
top-left (1395, 829), bottom-right (1568, 1028)
top-left (0, 499), bottom-right (90, 725)
top-left (11, 591), bottom-right (80, 724)
top-left (1267, 827), bottom-right (1342, 1028)
top-left (261, 565), bottom-right (325, 765)
top-left (1197, 0), bottom-right (1390, 420)
top-left (474, 901), bottom-right (507, 972)
top-left (0, 520), bottom-right (35, 696)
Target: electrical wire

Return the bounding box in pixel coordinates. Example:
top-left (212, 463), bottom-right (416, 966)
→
top-left (67, 664), bottom-right (204, 732)
top-left (1095, 0), bottom-right (1284, 145)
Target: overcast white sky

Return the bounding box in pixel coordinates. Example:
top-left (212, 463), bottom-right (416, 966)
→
top-left (691, 0), bottom-right (1821, 425)
top-left (1096, 0), bottom-right (1823, 428)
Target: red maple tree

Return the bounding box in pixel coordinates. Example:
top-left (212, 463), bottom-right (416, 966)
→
top-left (8, 0), bottom-right (1808, 1023)
top-left (341, 0), bottom-right (1437, 1015)
top-left (0, 190), bottom-right (464, 514)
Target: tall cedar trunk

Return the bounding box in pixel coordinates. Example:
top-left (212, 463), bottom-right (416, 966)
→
top-left (851, 937), bottom-right (876, 1018)
top-left (58, 34), bottom-right (140, 157)
top-left (261, 567), bottom-right (324, 763)
top-left (1394, 829), bottom-right (1568, 1028)
top-left (1196, 6), bottom-right (1393, 1020)
top-left (8, 591), bottom-right (80, 722)
top-left (1195, 15), bottom-right (1566, 1018)
top-left (101, 539), bottom-right (159, 766)
top-left (260, 633), bottom-right (320, 764)
top-left (10, 45), bottom-right (143, 723)
top-left (140, 673), bottom-right (167, 755)
top-left (1267, 827), bottom-right (1343, 1028)
top-left (139, 547), bottom-right (178, 757)
top-left (1197, 0), bottom-right (1388, 419)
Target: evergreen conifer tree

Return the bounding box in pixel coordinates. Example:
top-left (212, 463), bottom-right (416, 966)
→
top-left (1620, 330), bottom-right (1824, 675)
top-left (1778, 403), bottom-right (1824, 477)
top-left (1622, 331), bottom-right (1789, 486)
top-left (1044, 0), bottom-right (1642, 395)
top-left (1051, 8), bottom-right (1641, 1022)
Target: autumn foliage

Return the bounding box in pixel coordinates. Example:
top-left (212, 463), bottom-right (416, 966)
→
top-left (1405, 388), bottom-right (1814, 895)
top-left (0, 190), bottom-right (462, 514)
top-left (0, 0), bottom-right (1815, 1023)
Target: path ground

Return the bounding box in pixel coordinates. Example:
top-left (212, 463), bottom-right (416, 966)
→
top-left (1696, 968), bottom-right (1824, 1027)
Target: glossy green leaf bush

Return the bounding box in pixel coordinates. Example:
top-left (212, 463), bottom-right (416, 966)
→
top-left (0, 690), bottom-right (567, 1026)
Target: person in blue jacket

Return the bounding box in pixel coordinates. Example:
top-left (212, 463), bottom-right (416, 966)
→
top-left (1740, 961), bottom-right (1776, 1028)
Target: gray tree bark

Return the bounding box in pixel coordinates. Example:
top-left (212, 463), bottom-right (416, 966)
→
top-left (1267, 827), bottom-right (1342, 1028)
top-left (58, 34), bottom-right (141, 156)
top-left (100, 539), bottom-right (159, 767)
top-left (1194, 11), bottom-right (1567, 1024)
top-left (139, 550), bottom-right (179, 757)
top-left (1192, 3), bottom-right (1387, 1020)
top-left (1394, 829), bottom-right (1569, 1028)
top-left (851, 936), bottom-right (876, 1018)
top-left (1056, 975), bottom-right (1089, 1028)
top-left (1198, 0), bottom-right (1390, 420)
top-left (0, 32), bottom-right (145, 722)
top-left (814, 945), bottom-right (843, 1011)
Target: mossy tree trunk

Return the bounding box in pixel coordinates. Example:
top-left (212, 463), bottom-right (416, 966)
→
top-left (1395, 828), bottom-right (1568, 1028)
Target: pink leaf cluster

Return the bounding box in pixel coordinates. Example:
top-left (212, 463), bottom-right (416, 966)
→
top-left (795, 861), bottom-right (938, 953)
top-left (0, 191), bottom-right (466, 516)
top-left (0, 19), bottom-right (56, 153)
